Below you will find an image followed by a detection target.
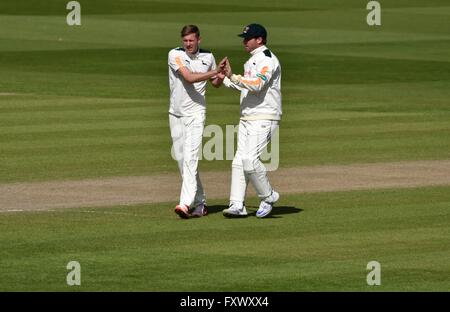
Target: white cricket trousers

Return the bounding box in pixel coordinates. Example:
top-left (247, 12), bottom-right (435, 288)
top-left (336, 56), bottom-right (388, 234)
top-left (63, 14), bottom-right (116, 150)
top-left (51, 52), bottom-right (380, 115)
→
top-left (169, 112), bottom-right (206, 207)
top-left (230, 119), bottom-right (279, 204)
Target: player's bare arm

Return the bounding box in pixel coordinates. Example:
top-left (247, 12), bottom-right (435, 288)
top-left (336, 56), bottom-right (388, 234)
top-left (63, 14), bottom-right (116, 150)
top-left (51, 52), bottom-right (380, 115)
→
top-left (178, 66), bottom-right (219, 83)
top-left (210, 74), bottom-right (224, 88)
top-left (178, 57), bottom-right (227, 84)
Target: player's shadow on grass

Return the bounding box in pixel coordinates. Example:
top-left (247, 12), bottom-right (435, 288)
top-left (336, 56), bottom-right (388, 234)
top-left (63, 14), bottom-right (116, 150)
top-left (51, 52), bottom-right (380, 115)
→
top-left (207, 205), bottom-right (229, 214)
top-left (207, 205), bottom-right (303, 218)
top-left (247, 206), bottom-right (303, 218)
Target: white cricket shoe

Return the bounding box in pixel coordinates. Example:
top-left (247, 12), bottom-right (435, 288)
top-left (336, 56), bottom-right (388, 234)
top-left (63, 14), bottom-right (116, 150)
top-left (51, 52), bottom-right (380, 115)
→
top-left (256, 191), bottom-right (279, 218)
top-left (190, 203), bottom-right (208, 218)
top-left (223, 203), bottom-right (248, 218)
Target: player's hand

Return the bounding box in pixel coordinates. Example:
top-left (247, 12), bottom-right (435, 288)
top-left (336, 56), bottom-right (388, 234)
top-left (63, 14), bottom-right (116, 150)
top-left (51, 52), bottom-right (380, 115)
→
top-left (216, 72), bottom-right (226, 80)
top-left (224, 59), bottom-right (233, 78)
top-left (217, 57), bottom-right (228, 73)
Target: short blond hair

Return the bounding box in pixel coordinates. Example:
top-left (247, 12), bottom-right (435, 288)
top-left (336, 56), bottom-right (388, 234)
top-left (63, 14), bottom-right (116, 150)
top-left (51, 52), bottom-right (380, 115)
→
top-left (181, 25), bottom-right (200, 38)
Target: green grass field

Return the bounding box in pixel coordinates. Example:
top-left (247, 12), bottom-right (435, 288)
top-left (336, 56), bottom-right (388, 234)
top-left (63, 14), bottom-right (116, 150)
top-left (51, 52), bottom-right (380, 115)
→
top-left (0, 0), bottom-right (449, 291)
top-left (1, 186), bottom-right (449, 291)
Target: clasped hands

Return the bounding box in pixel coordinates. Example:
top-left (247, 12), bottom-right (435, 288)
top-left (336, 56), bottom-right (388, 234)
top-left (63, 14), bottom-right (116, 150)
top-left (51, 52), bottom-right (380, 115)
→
top-left (216, 57), bottom-right (233, 79)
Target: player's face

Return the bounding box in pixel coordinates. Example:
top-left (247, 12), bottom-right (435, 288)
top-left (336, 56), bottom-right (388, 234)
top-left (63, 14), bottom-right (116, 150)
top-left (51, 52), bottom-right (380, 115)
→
top-left (243, 37), bottom-right (263, 53)
top-left (182, 33), bottom-right (200, 54)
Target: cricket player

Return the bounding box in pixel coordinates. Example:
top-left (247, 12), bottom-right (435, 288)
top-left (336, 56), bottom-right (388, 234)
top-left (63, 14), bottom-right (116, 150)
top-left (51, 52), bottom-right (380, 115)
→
top-left (168, 25), bottom-right (226, 219)
top-left (221, 24), bottom-right (282, 218)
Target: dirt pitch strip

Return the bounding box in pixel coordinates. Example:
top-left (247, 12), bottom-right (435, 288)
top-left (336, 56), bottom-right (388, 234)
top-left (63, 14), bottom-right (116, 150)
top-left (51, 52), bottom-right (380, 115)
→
top-left (1, 160), bottom-right (450, 212)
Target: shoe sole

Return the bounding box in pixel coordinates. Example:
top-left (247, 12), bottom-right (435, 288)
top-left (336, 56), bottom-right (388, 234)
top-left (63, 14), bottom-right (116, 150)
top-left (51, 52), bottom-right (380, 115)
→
top-left (189, 206), bottom-right (208, 218)
top-left (223, 210), bottom-right (248, 218)
top-left (190, 212), bottom-right (204, 218)
top-left (175, 207), bottom-right (189, 219)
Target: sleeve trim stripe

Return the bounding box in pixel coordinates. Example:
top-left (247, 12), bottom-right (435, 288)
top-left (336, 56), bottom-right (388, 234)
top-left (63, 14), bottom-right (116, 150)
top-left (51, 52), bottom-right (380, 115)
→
top-left (239, 77), bottom-right (262, 86)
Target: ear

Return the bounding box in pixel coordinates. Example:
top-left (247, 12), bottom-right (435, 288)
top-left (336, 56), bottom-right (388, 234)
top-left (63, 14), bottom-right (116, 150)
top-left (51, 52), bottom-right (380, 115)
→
top-left (256, 37), bottom-right (264, 45)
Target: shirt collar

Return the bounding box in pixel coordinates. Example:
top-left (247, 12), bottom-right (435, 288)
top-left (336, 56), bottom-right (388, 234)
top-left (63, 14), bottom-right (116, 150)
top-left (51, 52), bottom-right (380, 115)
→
top-left (250, 45), bottom-right (267, 56)
top-left (187, 48), bottom-right (200, 59)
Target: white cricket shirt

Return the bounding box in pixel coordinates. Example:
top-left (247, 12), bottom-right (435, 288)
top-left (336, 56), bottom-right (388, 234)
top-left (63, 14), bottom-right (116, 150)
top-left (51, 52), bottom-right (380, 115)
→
top-left (223, 45), bottom-right (282, 120)
top-left (168, 47), bottom-right (217, 117)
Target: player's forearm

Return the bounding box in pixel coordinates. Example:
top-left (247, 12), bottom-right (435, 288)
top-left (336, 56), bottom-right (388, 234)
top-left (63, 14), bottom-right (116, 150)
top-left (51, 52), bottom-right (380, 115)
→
top-left (210, 77), bottom-right (223, 88)
top-left (183, 70), bottom-right (219, 83)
